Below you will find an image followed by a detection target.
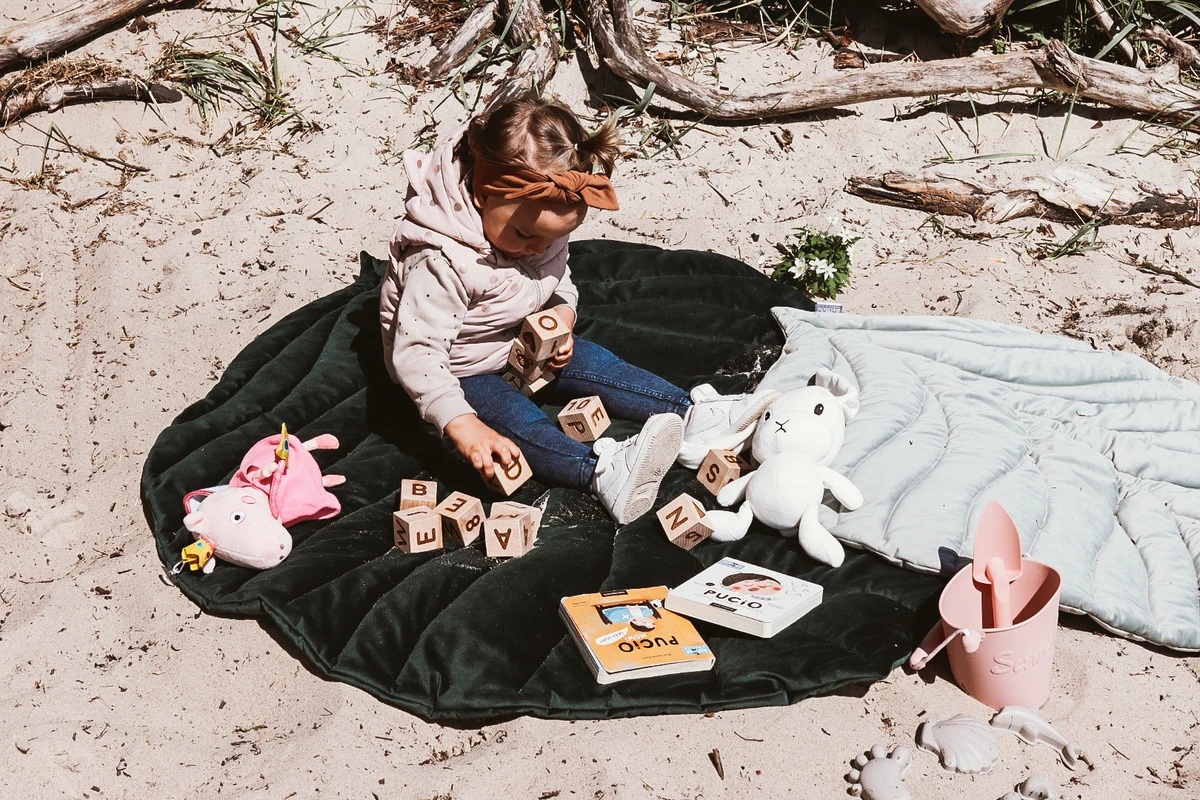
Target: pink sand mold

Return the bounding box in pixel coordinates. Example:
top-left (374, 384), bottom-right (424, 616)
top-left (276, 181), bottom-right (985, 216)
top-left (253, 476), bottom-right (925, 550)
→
top-left (846, 744), bottom-right (912, 800)
top-left (999, 775), bottom-right (1057, 800)
top-left (989, 706), bottom-right (1090, 770)
top-left (915, 714), bottom-right (999, 774)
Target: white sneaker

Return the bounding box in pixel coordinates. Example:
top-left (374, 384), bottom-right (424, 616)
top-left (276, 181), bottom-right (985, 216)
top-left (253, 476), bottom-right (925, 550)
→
top-left (677, 384), bottom-right (781, 469)
top-left (592, 413), bottom-right (684, 524)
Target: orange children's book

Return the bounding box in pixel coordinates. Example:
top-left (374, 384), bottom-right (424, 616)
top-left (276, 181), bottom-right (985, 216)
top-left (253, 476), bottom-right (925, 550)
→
top-left (558, 586), bottom-right (715, 685)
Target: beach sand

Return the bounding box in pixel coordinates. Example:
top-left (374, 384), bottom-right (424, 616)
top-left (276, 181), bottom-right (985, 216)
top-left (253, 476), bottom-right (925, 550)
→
top-left (2, 2), bottom-right (1198, 797)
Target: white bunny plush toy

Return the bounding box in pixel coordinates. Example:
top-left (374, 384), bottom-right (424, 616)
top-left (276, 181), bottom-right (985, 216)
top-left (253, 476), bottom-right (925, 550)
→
top-left (704, 368), bottom-right (863, 567)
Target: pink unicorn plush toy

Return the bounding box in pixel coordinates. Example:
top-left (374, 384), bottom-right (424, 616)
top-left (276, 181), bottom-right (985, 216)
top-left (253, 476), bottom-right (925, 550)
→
top-left (181, 430), bottom-right (345, 573)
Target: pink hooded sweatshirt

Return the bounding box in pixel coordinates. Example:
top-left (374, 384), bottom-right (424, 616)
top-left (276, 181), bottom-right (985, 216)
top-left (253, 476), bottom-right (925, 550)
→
top-left (380, 127), bottom-right (578, 432)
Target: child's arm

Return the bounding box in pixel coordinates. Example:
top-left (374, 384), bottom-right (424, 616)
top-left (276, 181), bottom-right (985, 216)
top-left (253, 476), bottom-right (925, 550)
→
top-left (381, 251), bottom-right (519, 476)
top-left (545, 262), bottom-right (578, 370)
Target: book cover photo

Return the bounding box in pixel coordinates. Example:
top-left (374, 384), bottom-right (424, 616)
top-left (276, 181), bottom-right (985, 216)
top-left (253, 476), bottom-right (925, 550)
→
top-left (665, 557), bottom-right (823, 637)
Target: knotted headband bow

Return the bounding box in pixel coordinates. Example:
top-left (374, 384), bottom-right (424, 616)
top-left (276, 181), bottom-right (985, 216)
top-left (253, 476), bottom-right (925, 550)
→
top-left (471, 156), bottom-right (619, 210)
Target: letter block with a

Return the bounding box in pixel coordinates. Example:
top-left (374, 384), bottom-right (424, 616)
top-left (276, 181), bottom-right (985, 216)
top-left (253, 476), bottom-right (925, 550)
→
top-left (557, 396), bottom-right (611, 443)
top-left (519, 309), bottom-right (570, 361)
top-left (697, 449), bottom-right (750, 496)
top-left (655, 493), bottom-right (714, 551)
top-left (435, 491), bottom-right (485, 546)
top-left (393, 507), bottom-right (443, 553)
top-left (492, 500), bottom-right (543, 553)
top-left (400, 478), bottom-right (437, 510)
top-left (484, 513), bottom-right (524, 558)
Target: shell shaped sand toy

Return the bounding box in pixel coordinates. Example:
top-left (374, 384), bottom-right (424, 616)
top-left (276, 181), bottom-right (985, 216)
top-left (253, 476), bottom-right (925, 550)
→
top-left (915, 714), bottom-right (1000, 775)
top-left (846, 744), bottom-right (912, 800)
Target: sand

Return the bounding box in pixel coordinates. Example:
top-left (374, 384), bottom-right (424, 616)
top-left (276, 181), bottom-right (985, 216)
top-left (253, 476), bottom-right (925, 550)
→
top-left (2, 1), bottom-right (1198, 797)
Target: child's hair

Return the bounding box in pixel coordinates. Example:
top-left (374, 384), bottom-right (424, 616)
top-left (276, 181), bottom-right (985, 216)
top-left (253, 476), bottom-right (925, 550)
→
top-left (461, 97), bottom-right (621, 178)
top-left (722, 572), bottom-right (779, 587)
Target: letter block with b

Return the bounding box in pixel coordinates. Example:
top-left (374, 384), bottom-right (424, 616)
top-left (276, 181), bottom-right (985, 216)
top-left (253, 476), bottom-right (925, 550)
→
top-left (697, 450), bottom-right (750, 496)
top-left (400, 478), bottom-right (437, 510)
top-left (557, 396), bottom-right (611, 443)
top-left (655, 493), bottom-right (714, 550)
top-left (393, 507), bottom-right (443, 553)
top-left (435, 491), bottom-right (485, 546)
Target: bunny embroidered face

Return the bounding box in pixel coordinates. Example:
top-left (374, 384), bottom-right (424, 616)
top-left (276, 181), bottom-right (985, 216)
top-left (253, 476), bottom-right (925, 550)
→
top-left (751, 369), bottom-right (860, 465)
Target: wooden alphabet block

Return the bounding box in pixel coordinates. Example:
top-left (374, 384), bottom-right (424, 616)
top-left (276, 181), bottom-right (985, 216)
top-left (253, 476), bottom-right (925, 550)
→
top-left (521, 371), bottom-right (555, 398)
top-left (507, 339), bottom-right (545, 381)
top-left (484, 513), bottom-right (525, 558)
top-left (492, 501), bottom-right (543, 553)
top-left (435, 491), bottom-right (485, 546)
top-left (482, 450), bottom-right (532, 496)
top-left (519, 309), bottom-right (570, 361)
top-left (656, 493), bottom-right (714, 551)
top-left (400, 478), bottom-right (438, 510)
top-left (697, 449), bottom-right (750, 496)
top-left (393, 507), bottom-right (443, 553)
top-left (557, 396), bottom-right (611, 443)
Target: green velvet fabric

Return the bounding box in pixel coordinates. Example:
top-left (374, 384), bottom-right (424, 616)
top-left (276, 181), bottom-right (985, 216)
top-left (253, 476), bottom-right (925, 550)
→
top-left (142, 240), bottom-right (945, 720)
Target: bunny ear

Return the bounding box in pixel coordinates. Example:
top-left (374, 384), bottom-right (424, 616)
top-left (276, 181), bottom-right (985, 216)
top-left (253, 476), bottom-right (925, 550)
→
top-left (810, 368), bottom-right (861, 420)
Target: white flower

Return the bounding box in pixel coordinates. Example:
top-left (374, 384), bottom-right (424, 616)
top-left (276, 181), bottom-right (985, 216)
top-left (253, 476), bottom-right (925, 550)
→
top-left (757, 253), bottom-right (768, 267)
top-left (808, 258), bottom-right (836, 279)
top-left (787, 263), bottom-right (806, 280)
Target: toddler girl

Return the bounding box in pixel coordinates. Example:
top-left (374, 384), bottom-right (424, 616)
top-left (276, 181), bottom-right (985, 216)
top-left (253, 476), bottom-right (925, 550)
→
top-left (381, 98), bottom-right (776, 524)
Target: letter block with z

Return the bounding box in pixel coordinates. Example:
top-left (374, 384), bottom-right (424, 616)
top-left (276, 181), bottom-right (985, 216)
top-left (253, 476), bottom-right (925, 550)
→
top-left (483, 450), bottom-right (532, 496)
top-left (393, 507), bottom-right (443, 553)
top-left (519, 309), bottom-right (569, 361)
top-left (484, 513), bottom-right (524, 558)
top-left (697, 449), bottom-right (750, 496)
top-left (400, 478), bottom-right (437, 510)
top-left (655, 493), bottom-right (714, 550)
top-left (435, 491), bottom-right (485, 546)
top-left (557, 396), bottom-right (611, 443)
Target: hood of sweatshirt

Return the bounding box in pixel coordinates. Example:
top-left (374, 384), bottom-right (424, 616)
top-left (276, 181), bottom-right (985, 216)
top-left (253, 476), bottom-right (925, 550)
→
top-left (392, 127), bottom-right (567, 272)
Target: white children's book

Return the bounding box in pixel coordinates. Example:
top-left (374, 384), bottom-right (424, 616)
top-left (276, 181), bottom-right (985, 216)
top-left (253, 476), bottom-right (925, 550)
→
top-left (665, 557), bottom-right (823, 638)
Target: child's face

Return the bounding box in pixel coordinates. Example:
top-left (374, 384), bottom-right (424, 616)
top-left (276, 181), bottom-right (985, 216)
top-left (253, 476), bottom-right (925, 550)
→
top-left (473, 194), bottom-right (586, 259)
top-left (729, 578), bottom-right (782, 595)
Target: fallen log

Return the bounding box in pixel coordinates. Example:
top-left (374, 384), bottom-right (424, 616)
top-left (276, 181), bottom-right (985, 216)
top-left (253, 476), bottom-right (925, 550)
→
top-left (426, 0), bottom-right (497, 82)
top-left (0, 0), bottom-right (191, 73)
top-left (485, 0), bottom-right (557, 111)
top-left (1, 77), bottom-right (181, 125)
top-left (846, 165), bottom-right (1200, 229)
top-left (585, 1), bottom-right (1200, 125)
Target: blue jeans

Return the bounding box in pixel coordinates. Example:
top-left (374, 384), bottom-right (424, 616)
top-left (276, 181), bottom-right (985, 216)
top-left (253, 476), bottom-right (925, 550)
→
top-left (460, 337), bottom-right (691, 490)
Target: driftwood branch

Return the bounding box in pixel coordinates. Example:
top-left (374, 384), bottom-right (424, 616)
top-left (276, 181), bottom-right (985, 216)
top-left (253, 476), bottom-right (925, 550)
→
top-left (0, 0), bottom-right (191, 73)
top-left (846, 166), bottom-right (1200, 229)
top-left (586, 0), bottom-right (1200, 125)
top-left (1, 78), bottom-right (181, 125)
top-left (485, 0), bottom-right (558, 111)
top-left (426, 0), bottom-right (497, 82)
top-left (1085, 0), bottom-right (1140, 66)
top-left (912, 0), bottom-right (1015, 38)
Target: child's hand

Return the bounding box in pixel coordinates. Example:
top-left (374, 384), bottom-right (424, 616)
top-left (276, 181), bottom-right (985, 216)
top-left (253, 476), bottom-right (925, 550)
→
top-left (444, 415), bottom-right (522, 480)
top-left (547, 304), bottom-right (576, 370)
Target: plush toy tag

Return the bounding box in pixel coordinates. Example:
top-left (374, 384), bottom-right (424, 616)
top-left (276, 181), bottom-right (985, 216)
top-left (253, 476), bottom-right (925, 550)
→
top-left (181, 540), bottom-right (214, 571)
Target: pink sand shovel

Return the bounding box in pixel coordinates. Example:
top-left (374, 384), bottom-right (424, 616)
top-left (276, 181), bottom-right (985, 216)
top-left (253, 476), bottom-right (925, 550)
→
top-left (972, 501), bottom-right (1023, 628)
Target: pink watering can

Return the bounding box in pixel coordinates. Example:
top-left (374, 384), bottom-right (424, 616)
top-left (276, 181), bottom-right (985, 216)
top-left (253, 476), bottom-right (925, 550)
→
top-left (909, 501), bottom-right (1062, 709)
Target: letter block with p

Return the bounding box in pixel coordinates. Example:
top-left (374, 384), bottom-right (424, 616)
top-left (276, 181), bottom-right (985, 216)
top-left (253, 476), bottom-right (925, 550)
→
top-left (557, 395), bottom-right (611, 443)
top-left (655, 493), bottom-right (714, 551)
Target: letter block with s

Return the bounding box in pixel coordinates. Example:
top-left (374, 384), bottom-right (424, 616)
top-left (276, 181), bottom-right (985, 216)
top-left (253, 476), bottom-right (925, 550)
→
top-left (697, 449), bottom-right (750, 496)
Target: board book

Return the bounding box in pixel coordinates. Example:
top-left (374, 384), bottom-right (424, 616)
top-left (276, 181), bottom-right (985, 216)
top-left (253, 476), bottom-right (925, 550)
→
top-left (559, 587), bottom-right (715, 685)
top-left (665, 557), bottom-right (823, 638)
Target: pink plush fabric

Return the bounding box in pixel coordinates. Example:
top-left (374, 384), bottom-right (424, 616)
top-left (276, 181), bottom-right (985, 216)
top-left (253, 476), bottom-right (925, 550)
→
top-left (230, 434), bottom-right (341, 526)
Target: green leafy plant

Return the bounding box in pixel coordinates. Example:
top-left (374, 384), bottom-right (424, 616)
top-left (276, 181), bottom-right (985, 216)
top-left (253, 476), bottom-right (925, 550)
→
top-left (767, 225), bottom-right (858, 299)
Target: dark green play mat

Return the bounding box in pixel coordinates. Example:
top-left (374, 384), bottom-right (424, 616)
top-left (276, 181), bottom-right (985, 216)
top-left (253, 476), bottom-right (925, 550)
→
top-left (142, 240), bottom-right (945, 720)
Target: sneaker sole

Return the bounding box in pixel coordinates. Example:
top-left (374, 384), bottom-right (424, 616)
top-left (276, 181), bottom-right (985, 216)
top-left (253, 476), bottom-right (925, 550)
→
top-left (612, 415), bottom-right (684, 525)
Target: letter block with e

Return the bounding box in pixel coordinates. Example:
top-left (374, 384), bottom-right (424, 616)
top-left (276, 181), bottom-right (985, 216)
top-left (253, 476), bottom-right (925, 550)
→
top-left (655, 493), bottom-right (714, 551)
top-left (393, 507), bottom-right (443, 553)
top-left (484, 513), bottom-right (524, 558)
top-left (519, 309), bottom-right (569, 361)
top-left (435, 491), bottom-right (485, 546)
top-left (697, 449), bottom-right (750, 496)
top-left (557, 396), bottom-right (611, 443)
top-left (400, 478), bottom-right (438, 510)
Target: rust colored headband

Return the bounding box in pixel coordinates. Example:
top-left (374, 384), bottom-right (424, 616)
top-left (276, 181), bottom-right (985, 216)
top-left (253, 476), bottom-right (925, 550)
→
top-left (471, 155), bottom-right (619, 211)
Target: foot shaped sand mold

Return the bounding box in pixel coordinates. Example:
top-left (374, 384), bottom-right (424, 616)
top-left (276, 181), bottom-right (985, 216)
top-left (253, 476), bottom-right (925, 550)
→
top-left (990, 706), bottom-right (1090, 770)
top-left (998, 775), bottom-right (1057, 800)
top-left (846, 745), bottom-right (912, 800)
top-left (916, 714), bottom-right (999, 775)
